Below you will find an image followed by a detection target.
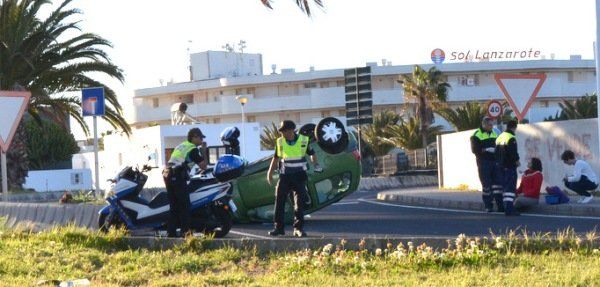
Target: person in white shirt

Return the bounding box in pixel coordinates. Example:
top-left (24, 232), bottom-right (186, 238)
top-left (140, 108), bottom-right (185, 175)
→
top-left (171, 102), bottom-right (198, 125)
top-left (561, 150), bottom-right (599, 204)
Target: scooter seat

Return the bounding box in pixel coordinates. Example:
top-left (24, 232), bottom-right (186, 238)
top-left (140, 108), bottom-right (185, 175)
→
top-left (148, 192), bottom-right (169, 209)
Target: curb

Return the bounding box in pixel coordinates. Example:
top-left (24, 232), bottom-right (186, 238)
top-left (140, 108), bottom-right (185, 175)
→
top-left (376, 192), bottom-right (600, 217)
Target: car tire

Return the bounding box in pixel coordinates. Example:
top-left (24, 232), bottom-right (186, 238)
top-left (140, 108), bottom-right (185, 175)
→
top-left (315, 117), bottom-right (348, 154)
top-left (299, 123), bottom-right (316, 141)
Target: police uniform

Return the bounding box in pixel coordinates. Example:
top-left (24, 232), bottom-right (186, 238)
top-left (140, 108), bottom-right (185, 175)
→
top-left (273, 133), bottom-right (314, 235)
top-left (163, 140), bottom-right (204, 237)
top-left (496, 130), bottom-right (520, 215)
top-left (470, 127), bottom-right (503, 212)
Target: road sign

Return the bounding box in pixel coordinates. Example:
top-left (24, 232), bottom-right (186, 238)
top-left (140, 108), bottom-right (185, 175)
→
top-left (344, 67), bottom-right (373, 126)
top-left (494, 73), bottom-right (546, 121)
top-left (486, 100), bottom-right (503, 119)
top-left (82, 87), bottom-right (105, 116)
top-left (0, 91), bottom-right (31, 153)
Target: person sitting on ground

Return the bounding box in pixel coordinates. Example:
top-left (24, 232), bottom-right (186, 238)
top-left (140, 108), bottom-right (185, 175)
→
top-left (561, 150), bottom-right (598, 204)
top-left (514, 157), bottom-right (543, 211)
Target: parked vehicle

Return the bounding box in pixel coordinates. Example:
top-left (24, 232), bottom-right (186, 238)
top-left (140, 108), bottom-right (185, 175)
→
top-left (98, 155), bottom-right (243, 238)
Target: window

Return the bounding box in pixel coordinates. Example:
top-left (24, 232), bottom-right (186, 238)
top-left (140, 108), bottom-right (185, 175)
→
top-left (320, 82), bottom-right (330, 88)
top-left (152, 98), bottom-right (159, 108)
top-left (179, 94), bottom-right (193, 104)
top-left (304, 82), bottom-right (317, 89)
top-left (321, 111), bottom-right (331, 118)
top-left (247, 115), bottom-right (256, 122)
top-left (567, 71), bottom-right (574, 83)
top-left (458, 75), bottom-right (479, 86)
top-left (213, 118), bottom-right (220, 124)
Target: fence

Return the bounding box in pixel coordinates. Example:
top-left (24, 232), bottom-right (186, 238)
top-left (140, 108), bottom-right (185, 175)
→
top-left (372, 148), bottom-right (436, 175)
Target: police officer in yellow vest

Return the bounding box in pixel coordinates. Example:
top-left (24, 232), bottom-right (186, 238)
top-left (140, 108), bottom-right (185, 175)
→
top-left (267, 120), bottom-right (322, 237)
top-left (496, 120), bottom-right (521, 216)
top-left (470, 117), bottom-right (504, 212)
top-left (163, 128), bottom-right (207, 237)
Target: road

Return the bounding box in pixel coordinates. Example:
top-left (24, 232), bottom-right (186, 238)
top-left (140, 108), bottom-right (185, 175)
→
top-left (228, 188), bottom-right (600, 239)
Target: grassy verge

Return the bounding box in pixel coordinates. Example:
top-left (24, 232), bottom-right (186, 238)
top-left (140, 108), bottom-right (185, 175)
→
top-left (0, 223), bottom-right (599, 286)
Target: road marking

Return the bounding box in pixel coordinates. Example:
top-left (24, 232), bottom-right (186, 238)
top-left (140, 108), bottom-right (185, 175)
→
top-left (229, 230), bottom-right (272, 240)
top-left (332, 201), bottom-right (360, 206)
top-left (358, 198), bottom-right (600, 220)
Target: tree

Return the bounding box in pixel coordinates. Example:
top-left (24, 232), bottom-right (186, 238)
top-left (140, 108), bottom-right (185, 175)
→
top-left (25, 119), bottom-right (79, 170)
top-left (361, 110), bottom-right (401, 156)
top-left (260, 122), bottom-right (279, 150)
top-left (261, 0), bottom-right (323, 16)
top-left (399, 65), bottom-right (450, 151)
top-left (385, 117), bottom-right (443, 151)
top-left (0, 0), bottom-right (130, 188)
top-left (544, 94), bottom-right (597, 122)
top-left (437, 102), bottom-right (486, 132)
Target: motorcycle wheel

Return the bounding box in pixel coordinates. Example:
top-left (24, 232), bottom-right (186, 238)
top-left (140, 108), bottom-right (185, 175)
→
top-left (205, 205), bottom-right (233, 238)
top-left (98, 212), bottom-right (125, 233)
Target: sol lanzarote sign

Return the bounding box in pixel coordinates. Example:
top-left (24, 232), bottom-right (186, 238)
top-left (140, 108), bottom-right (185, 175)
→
top-left (494, 73), bottom-right (547, 121)
top-left (0, 91), bottom-right (31, 152)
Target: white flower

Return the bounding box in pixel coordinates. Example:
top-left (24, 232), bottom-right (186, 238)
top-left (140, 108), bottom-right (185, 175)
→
top-left (375, 248), bottom-right (383, 256)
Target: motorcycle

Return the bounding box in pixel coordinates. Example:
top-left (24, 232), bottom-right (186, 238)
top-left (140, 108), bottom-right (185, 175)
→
top-left (98, 128), bottom-right (245, 238)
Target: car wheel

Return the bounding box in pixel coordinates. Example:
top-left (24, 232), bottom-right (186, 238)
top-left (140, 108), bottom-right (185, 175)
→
top-left (315, 117), bottom-right (348, 154)
top-left (299, 123), bottom-right (316, 141)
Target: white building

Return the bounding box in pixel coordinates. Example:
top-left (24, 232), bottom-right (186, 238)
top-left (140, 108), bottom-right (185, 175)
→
top-left (132, 52), bottom-right (595, 130)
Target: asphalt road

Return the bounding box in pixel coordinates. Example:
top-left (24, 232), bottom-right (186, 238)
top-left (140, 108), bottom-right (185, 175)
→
top-left (228, 188), bottom-right (600, 239)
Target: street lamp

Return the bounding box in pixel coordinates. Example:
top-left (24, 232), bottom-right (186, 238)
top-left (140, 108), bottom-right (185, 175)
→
top-left (235, 95), bottom-right (248, 158)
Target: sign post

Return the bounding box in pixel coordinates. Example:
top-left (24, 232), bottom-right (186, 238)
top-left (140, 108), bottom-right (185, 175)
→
top-left (0, 91), bottom-right (31, 201)
top-left (82, 87), bottom-right (105, 196)
top-left (494, 73), bottom-right (546, 122)
top-left (344, 66), bottom-right (373, 156)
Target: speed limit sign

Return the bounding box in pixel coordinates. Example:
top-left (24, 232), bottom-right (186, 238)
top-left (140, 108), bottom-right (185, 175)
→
top-left (487, 100), bottom-right (503, 119)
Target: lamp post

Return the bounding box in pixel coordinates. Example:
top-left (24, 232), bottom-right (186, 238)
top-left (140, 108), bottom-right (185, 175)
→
top-left (236, 95), bottom-right (248, 157)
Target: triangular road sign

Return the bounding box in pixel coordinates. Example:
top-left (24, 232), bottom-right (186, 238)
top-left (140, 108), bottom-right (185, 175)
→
top-left (0, 91), bottom-right (31, 152)
top-left (494, 73), bottom-right (546, 121)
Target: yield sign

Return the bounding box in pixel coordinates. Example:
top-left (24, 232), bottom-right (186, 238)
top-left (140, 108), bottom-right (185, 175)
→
top-left (0, 91), bottom-right (31, 152)
top-left (494, 73), bottom-right (546, 121)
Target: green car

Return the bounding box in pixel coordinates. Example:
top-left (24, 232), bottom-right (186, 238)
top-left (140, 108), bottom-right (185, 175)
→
top-left (225, 117), bottom-right (362, 223)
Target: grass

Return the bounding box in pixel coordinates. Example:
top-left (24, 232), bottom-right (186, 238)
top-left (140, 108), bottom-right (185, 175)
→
top-left (0, 222), bottom-right (599, 286)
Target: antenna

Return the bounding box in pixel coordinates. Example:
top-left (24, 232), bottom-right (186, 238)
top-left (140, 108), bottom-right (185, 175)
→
top-left (271, 64), bottom-right (277, 74)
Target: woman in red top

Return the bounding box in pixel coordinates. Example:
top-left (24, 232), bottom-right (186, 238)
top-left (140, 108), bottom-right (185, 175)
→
top-left (514, 157), bottom-right (543, 211)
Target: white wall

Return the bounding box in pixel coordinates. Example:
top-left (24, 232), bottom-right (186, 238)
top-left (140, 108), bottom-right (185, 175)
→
top-left (439, 119), bottom-right (600, 192)
top-left (24, 169), bottom-right (92, 192)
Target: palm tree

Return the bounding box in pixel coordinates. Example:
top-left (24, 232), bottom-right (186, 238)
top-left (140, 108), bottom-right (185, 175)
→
top-left (385, 117), bottom-right (443, 150)
top-left (361, 110), bottom-right (401, 156)
top-left (399, 65), bottom-right (450, 151)
top-left (261, 0), bottom-right (323, 16)
top-left (260, 122), bottom-right (279, 150)
top-left (544, 93), bottom-right (597, 121)
top-left (437, 102), bottom-right (486, 132)
top-left (0, 0), bottom-right (129, 188)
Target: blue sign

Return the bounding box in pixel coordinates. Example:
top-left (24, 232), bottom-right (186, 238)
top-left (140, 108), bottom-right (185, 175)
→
top-left (431, 48), bottom-right (445, 64)
top-left (82, 87), bottom-right (105, 116)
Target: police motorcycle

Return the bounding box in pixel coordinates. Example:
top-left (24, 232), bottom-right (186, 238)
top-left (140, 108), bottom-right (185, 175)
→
top-left (98, 127), bottom-right (245, 238)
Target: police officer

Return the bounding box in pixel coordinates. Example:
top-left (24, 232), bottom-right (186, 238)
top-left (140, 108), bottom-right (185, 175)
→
top-left (496, 120), bottom-right (520, 216)
top-left (470, 117), bottom-right (504, 212)
top-left (267, 120), bottom-right (322, 237)
top-left (163, 127), bottom-right (207, 237)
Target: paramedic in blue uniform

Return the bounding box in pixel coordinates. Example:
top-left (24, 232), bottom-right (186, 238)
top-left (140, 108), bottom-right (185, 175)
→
top-left (470, 117), bottom-right (504, 212)
top-left (163, 128), bottom-right (207, 237)
top-left (496, 120), bottom-right (521, 216)
top-left (267, 120), bottom-right (322, 237)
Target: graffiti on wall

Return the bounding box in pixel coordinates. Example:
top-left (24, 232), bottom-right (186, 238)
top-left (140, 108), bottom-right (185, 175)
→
top-left (524, 133), bottom-right (593, 162)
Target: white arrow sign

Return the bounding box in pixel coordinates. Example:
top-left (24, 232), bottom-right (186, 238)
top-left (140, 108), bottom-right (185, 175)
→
top-left (0, 91), bottom-right (31, 152)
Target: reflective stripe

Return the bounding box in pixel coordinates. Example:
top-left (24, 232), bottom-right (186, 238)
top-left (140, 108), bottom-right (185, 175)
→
top-left (492, 185), bottom-right (502, 189)
top-left (283, 162), bottom-right (307, 168)
top-left (282, 157), bottom-right (304, 161)
top-left (493, 190), bottom-right (504, 194)
top-left (503, 192), bottom-right (516, 197)
top-left (503, 198), bottom-right (514, 202)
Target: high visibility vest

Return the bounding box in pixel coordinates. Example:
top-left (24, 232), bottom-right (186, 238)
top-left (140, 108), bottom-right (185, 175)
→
top-left (473, 128), bottom-right (498, 141)
top-left (276, 135), bottom-right (309, 174)
top-left (496, 132), bottom-right (515, 146)
top-left (168, 140), bottom-right (196, 167)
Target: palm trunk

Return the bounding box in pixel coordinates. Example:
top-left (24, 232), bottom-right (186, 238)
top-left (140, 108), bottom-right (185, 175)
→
top-left (5, 121), bottom-right (29, 190)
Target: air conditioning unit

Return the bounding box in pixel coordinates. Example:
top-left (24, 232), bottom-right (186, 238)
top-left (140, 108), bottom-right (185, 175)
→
top-left (466, 77), bottom-right (475, 86)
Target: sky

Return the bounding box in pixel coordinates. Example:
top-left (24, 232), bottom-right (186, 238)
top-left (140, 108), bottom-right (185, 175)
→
top-left (58, 0), bottom-right (596, 139)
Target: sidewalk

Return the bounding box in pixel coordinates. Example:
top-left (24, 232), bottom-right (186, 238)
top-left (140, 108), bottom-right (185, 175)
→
top-left (377, 187), bottom-right (600, 217)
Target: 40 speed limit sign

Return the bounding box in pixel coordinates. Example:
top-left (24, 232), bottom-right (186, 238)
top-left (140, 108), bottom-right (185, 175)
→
top-left (487, 100), bottom-right (503, 119)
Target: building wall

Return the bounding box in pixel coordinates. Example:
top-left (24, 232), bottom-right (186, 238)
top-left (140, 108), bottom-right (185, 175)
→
top-left (439, 119), bottom-right (599, 192)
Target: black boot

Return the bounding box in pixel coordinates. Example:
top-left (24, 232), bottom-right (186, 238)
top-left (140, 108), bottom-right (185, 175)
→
top-left (268, 228), bottom-right (285, 236)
